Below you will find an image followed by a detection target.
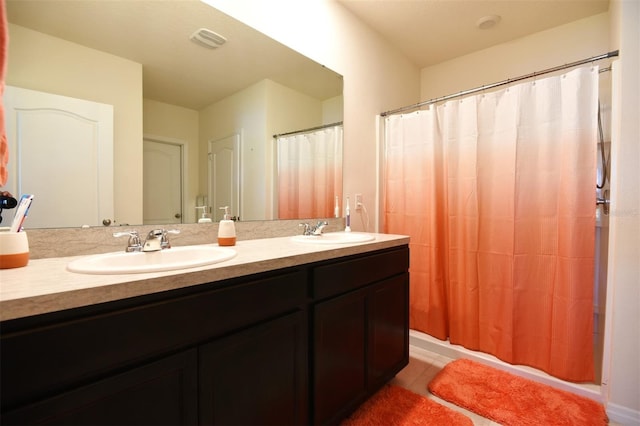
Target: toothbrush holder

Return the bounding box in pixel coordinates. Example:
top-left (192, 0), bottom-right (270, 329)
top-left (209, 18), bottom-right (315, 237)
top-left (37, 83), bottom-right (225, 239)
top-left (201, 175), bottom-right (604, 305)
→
top-left (0, 228), bottom-right (29, 269)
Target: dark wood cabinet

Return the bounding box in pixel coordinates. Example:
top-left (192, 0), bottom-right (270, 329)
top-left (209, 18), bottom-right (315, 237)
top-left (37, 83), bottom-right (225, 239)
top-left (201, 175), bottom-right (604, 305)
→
top-left (368, 275), bottom-right (410, 388)
top-left (313, 288), bottom-right (368, 425)
top-left (0, 245), bottom-right (409, 426)
top-left (1, 349), bottom-right (198, 425)
top-left (312, 274), bottom-right (409, 425)
top-left (199, 311), bottom-right (308, 425)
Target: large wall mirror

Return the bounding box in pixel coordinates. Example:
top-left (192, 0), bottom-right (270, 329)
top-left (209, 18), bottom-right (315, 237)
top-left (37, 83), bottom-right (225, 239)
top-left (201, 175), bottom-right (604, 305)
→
top-left (5, 0), bottom-right (343, 228)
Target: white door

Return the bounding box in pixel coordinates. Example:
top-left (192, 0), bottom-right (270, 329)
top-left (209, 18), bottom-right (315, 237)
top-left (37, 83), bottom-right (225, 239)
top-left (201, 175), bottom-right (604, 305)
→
top-left (208, 134), bottom-right (240, 221)
top-left (143, 139), bottom-right (182, 225)
top-left (3, 86), bottom-right (113, 228)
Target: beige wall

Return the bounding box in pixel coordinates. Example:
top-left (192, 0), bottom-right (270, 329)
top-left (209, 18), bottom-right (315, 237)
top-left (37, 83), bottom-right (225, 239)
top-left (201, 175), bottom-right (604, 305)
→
top-left (267, 79), bottom-right (323, 135)
top-left (143, 99), bottom-right (200, 224)
top-left (199, 80), bottom-right (267, 221)
top-left (420, 13), bottom-right (610, 100)
top-left (199, 78), bottom-right (324, 221)
top-left (604, 0), bottom-right (640, 422)
top-left (6, 24), bottom-right (144, 226)
top-left (322, 95), bottom-right (344, 125)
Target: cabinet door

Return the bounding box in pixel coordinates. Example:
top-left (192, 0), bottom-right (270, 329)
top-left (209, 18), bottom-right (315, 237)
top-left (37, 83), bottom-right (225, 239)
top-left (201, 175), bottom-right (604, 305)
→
top-left (199, 310), bottom-right (308, 425)
top-left (313, 290), bottom-right (367, 425)
top-left (313, 274), bottom-right (409, 425)
top-left (368, 274), bottom-right (409, 387)
top-left (2, 349), bottom-right (198, 426)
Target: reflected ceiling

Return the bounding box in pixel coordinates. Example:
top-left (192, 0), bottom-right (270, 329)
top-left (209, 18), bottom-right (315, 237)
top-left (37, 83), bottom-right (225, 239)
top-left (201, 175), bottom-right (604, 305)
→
top-left (7, 0), bottom-right (342, 110)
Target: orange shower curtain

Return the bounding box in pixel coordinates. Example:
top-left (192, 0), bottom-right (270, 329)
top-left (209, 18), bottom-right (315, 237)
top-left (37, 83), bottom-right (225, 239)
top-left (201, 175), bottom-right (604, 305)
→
top-left (384, 66), bottom-right (598, 382)
top-left (277, 125), bottom-right (343, 219)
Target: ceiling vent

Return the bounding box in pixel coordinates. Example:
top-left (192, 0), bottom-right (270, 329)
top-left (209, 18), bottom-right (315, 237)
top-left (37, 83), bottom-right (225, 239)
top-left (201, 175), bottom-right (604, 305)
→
top-left (190, 28), bottom-right (227, 49)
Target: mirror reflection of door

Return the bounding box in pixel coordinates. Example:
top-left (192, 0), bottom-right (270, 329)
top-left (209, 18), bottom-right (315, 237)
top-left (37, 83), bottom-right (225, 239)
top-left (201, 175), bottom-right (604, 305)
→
top-left (143, 139), bottom-right (183, 225)
top-left (208, 134), bottom-right (240, 222)
top-left (4, 86), bottom-right (114, 228)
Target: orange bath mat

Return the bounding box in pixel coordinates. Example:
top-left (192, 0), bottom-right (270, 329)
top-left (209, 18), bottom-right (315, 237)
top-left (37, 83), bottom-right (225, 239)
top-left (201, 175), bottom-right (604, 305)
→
top-left (341, 384), bottom-right (472, 426)
top-left (428, 358), bottom-right (608, 426)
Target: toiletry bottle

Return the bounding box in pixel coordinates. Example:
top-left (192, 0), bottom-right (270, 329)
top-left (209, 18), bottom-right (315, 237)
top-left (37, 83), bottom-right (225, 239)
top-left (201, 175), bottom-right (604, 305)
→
top-left (334, 195), bottom-right (340, 218)
top-left (218, 206), bottom-right (236, 246)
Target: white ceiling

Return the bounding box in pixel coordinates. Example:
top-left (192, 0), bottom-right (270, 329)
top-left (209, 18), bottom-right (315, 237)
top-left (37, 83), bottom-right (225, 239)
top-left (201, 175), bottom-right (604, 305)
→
top-left (336, 0), bottom-right (610, 68)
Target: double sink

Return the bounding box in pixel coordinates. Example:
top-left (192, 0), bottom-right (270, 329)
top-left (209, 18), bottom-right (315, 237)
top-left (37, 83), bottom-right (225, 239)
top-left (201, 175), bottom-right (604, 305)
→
top-left (67, 232), bottom-right (375, 275)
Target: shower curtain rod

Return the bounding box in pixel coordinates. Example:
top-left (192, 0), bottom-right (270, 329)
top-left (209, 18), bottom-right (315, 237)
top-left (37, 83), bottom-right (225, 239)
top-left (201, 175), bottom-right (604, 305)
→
top-left (380, 50), bottom-right (619, 117)
top-left (273, 121), bottom-right (343, 139)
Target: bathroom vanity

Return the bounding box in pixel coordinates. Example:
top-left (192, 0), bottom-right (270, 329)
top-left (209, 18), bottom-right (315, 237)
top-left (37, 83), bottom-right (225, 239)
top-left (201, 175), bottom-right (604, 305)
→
top-left (0, 234), bottom-right (409, 425)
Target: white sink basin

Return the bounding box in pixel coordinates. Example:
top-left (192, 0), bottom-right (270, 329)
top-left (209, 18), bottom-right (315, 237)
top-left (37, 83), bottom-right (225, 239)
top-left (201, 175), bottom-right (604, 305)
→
top-left (67, 245), bottom-right (237, 275)
top-left (291, 232), bottom-right (375, 245)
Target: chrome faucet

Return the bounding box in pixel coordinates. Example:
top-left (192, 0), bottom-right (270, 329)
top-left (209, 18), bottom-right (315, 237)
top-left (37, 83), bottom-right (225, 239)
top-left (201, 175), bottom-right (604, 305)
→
top-left (143, 229), bottom-right (164, 252)
top-left (143, 229), bottom-right (180, 252)
top-left (114, 229), bottom-right (180, 252)
top-left (299, 221), bottom-right (329, 236)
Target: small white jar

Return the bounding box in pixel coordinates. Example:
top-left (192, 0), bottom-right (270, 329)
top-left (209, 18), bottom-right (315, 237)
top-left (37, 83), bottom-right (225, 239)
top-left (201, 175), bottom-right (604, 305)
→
top-left (0, 228), bottom-right (29, 269)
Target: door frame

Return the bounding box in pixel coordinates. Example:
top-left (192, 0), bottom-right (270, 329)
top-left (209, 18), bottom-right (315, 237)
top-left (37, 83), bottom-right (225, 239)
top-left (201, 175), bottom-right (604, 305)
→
top-left (143, 134), bottom-right (186, 224)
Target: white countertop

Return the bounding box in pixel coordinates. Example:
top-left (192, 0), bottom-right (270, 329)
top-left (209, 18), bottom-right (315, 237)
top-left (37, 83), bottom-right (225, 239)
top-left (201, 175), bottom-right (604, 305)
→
top-left (0, 233), bottom-right (409, 322)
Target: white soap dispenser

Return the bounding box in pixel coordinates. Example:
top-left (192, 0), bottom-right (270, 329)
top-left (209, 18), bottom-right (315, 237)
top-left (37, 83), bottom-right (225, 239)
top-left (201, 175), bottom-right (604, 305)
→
top-left (218, 206), bottom-right (236, 246)
top-left (196, 206), bottom-right (212, 223)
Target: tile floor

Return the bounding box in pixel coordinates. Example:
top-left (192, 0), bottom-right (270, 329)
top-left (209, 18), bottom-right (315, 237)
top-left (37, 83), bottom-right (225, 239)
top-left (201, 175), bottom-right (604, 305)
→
top-left (390, 345), bottom-right (500, 425)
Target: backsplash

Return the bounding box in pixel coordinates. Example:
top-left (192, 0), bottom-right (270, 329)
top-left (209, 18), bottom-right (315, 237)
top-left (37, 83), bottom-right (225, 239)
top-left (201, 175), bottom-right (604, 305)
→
top-left (24, 218), bottom-right (345, 259)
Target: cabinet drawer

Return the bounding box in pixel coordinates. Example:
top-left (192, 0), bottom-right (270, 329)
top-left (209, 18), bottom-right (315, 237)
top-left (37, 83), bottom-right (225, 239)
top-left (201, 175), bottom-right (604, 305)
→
top-left (312, 246), bottom-right (409, 299)
top-left (1, 269), bottom-right (307, 411)
top-left (2, 350), bottom-right (198, 426)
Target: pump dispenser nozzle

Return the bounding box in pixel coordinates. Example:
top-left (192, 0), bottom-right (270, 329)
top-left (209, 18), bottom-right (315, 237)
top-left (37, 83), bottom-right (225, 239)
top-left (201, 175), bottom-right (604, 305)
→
top-left (219, 206), bottom-right (231, 220)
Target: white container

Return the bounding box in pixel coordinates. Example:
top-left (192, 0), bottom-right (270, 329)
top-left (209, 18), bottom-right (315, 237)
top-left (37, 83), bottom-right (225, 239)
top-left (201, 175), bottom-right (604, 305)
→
top-left (0, 229), bottom-right (29, 269)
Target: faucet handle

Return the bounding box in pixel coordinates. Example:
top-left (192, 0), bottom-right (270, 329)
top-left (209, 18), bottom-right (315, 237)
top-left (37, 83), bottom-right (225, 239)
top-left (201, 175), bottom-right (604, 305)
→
top-left (299, 223), bottom-right (311, 235)
top-left (161, 229), bottom-right (180, 249)
top-left (113, 230), bottom-right (143, 252)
